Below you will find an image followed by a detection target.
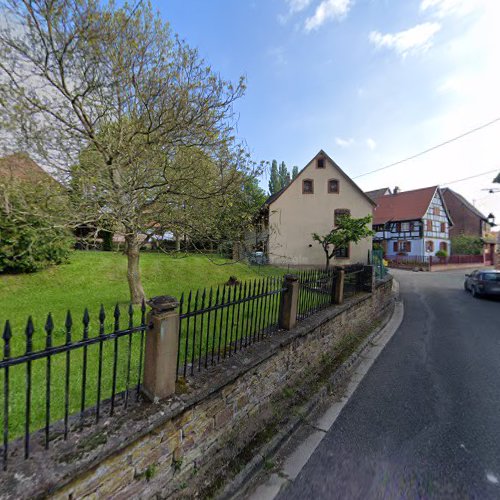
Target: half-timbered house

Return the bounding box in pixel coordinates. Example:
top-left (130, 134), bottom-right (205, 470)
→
top-left (371, 186), bottom-right (453, 258)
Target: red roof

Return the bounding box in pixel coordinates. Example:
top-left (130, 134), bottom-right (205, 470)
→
top-left (373, 186), bottom-right (438, 225)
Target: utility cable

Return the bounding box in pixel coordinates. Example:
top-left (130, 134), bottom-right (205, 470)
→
top-left (353, 116), bottom-right (500, 179)
top-left (440, 168), bottom-right (499, 186)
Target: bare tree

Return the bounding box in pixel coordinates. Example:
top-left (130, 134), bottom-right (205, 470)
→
top-left (0, 0), bottom-right (247, 302)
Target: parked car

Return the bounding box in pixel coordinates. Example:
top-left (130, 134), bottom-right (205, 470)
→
top-left (464, 269), bottom-right (500, 298)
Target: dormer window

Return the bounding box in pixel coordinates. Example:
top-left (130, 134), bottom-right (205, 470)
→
top-left (328, 179), bottom-right (339, 193)
top-left (302, 179), bottom-right (314, 194)
top-left (316, 158), bottom-right (325, 169)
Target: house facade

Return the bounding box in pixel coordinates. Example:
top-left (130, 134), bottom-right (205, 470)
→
top-left (264, 150), bottom-right (375, 267)
top-left (441, 188), bottom-right (493, 239)
top-left (371, 186), bottom-right (453, 258)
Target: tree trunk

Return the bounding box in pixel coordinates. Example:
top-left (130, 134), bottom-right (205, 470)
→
top-left (175, 233), bottom-right (181, 251)
top-left (125, 234), bottom-right (145, 304)
top-left (324, 247), bottom-right (330, 272)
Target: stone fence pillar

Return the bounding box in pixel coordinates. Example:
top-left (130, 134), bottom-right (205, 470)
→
top-left (363, 265), bottom-right (375, 292)
top-left (334, 269), bottom-right (345, 305)
top-left (142, 296), bottom-right (179, 402)
top-left (279, 275), bottom-right (299, 330)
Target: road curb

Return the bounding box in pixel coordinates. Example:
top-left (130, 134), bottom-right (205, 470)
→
top-left (218, 281), bottom-right (402, 500)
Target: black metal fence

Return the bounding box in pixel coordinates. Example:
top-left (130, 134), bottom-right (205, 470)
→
top-left (297, 269), bottom-right (337, 320)
top-left (0, 302), bottom-right (147, 470)
top-left (177, 276), bottom-right (285, 378)
top-left (0, 264), bottom-right (372, 470)
top-left (343, 264), bottom-right (367, 298)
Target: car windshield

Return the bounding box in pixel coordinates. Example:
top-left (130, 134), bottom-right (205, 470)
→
top-left (481, 273), bottom-right (500, 281)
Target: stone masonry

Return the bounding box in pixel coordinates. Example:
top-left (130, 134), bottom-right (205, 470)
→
top-left (1, 276), bottom-right (393, 499)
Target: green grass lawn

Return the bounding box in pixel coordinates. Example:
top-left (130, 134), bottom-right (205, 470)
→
top-left (0, 251), bottom-right (286, 443)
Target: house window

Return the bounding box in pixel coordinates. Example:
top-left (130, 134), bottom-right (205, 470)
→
top-left (302, 179), bottom-right (314, 194)
top-left (328, 179), bottom-right (339, 193)
top-left (440, 222), bottom-right (446, 232)
top-left (334, 208), bottom-right (350, 225)
top-left (426, 240), bottom-right (434, 252)
top-left (439, 241), bottom-right (448, 252)
top-left (317, 158), bottom-right (325, 169)
top-left (426, 220), bottom-right (432, 232)
top-left (433, 207), bottom-right (440, 216)
top-left (335, 245), bottom-right (349, 259)
top-left (401, 222), bottom-right (410, 231)
top-left (394, 241), bottom-right (411, 253)
top-left (396, 222), bottom-right (401, 232)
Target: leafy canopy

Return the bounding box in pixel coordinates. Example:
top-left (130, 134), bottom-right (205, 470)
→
top-left (312, 214), bottom-right (374, 268)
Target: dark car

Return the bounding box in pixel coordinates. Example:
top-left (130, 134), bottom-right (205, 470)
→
top-left (464, 269), bottom-right (500, 298)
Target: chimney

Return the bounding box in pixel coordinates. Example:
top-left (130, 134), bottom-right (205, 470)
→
top-left (393, 186), bottom-right (400, 194)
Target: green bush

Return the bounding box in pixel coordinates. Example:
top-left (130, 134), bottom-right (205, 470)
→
top-left (435, 250), bottom-right (448, 258)
top-left (0, 179), bottom-right (73, 274)
top-left (0, 210), bottom-right (73, 273)
top-left (450, 234), bottom-right (483, 255)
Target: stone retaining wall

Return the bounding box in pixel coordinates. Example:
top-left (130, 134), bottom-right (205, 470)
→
top-left (1, 276), bottom-right (394, 500)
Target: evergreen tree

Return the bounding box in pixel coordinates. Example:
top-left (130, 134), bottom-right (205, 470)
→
top-left (279, 161), bottom-right (290, 189)
top-left (268, 159), bottom-right (280, 195)
top-left (292, 166), bottom-right (299, 179)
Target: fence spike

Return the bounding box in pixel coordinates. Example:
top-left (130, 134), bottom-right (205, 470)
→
top-left (65, 311), bottom-right (72, 344)
top-left (128, 303), bottom-right (134, 328)
top-left (82, 308), bottom-right (90, 328)
top-left (99, 304), bottom-right (106, 336)
top-left (3, 320), bottom-right (12, 357)
top-left (44, 313), bottom-right (54, 348)
top-left (25, 317), bottom-right (34, 353)
top-left (99, 304), bottom-right (106, 324)
top-left (114, 303), bottom-right (120, 330)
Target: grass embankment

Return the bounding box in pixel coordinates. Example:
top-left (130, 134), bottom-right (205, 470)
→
top-left (0, 251), bottom-right (285, 440)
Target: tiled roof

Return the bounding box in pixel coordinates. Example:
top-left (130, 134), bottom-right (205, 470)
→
top-left (441, 187), bottom-right (488, 222)
top-left (373, 186), bottom-right (438, 225)
top-left (365, 187), bottom-right (391, 202)
top-left (0, 153), bottom-right (52, 183)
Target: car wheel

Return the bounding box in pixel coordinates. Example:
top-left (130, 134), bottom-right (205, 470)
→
top-left (471, 286), bottom-right (480, 298)
top-left (464, 282), bottom-right (469, 292)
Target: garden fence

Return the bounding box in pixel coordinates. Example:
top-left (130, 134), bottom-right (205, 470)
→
top-left (1, 265), bottom-right (371, 469)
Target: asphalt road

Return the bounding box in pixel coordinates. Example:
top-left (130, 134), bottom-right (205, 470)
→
top-left (277, 269), bottom-right (500, 499)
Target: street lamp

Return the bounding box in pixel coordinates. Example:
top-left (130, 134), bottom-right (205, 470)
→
top-left (487, 213), bottom-right (495, 226)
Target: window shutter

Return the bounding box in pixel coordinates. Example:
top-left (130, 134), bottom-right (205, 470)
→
top-left (405, 241), bottom-right (411, 252)
top-left (393, 242), bottom-right (398, 252)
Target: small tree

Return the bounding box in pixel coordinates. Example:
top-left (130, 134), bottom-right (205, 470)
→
top-left (268, 160), bottom-right (280, 195)
top-left (0, 177), bottom-right (73, 273)
top-left (312, 215), bottom-right (374, 270)
top-left (0, 0), bottom-right (248, 303)
top-left (451, 234), bottom-right (483, 255)
top-left (292, 166), bottom-right (299, 179)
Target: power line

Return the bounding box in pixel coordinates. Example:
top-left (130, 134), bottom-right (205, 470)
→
top-left (441, 168), bottom-right (499, 187)
top-left (353, 116), bottom-right (500, 179)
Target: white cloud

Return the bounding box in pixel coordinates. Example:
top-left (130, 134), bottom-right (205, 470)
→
top-left (304, 0), bottom-right (352, 32)
top-left (279, 0), bottom-right (312, 24)
top-left (369, 22), bottom-right (441, 57)
top-left (335, 137), bottom-right (355, 148)
top-left (366, 138), bottom-right (377, 150)
top-left (420, 0), bottom-right (485, 18)
top-left (285, 0), bottom-right (312, 14)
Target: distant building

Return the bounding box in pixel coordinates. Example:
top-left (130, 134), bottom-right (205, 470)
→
top-left (371, 186), bottom-right (453, 258)
top-left (262, 150), bottom-right (375, 267)
top-left (441, 187), bottom-right (494, 239)
top-left (0, 152), bottom-right (54, 184)
top-left (365, 187), bottom-right (391, 203)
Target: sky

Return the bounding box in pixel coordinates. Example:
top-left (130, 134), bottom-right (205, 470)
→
top-left (159, 0), bottom-right (500, 224)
